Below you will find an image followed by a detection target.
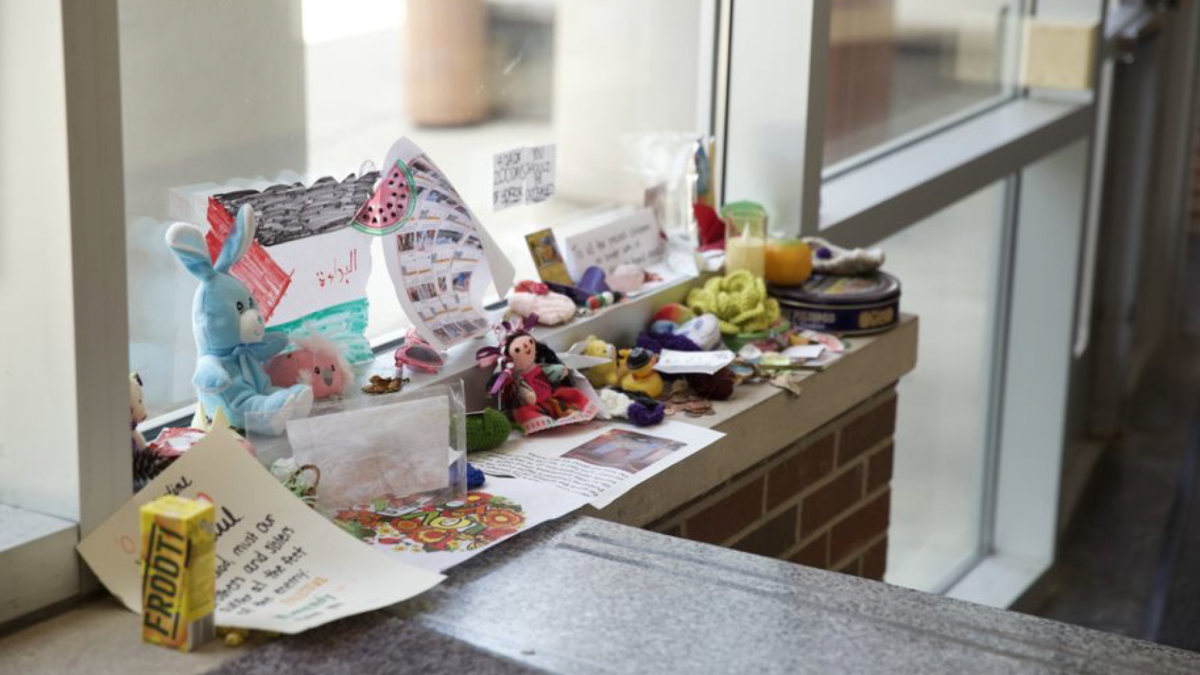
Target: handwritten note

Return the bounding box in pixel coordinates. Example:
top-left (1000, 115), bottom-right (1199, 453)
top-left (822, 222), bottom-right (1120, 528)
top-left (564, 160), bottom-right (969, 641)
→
top-left (560, 208), bottom-right (667, 281)
top-left (655, 349), bottom-right (736, 375)
top-left (524, 145), bottom-right (556, 203)
top-left (77, 428), bottom-right (444, 634)
top-left (267, 227), bottom-right (372, 327)
top-left (493, 144), bottom-right (557, 211)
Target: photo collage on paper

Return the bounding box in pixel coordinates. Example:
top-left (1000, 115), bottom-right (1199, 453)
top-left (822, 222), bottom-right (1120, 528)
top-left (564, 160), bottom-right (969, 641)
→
top-left (383, 141), bottom-right (494, 348)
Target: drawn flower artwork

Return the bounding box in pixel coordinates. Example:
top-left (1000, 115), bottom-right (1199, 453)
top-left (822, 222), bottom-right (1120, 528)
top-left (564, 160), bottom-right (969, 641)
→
top-left (335, 492), bottom-right (527, 554)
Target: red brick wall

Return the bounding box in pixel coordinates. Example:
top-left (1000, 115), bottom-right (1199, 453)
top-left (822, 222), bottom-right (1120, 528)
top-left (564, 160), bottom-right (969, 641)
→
top-left (649, 388), bottom-right (896, 581)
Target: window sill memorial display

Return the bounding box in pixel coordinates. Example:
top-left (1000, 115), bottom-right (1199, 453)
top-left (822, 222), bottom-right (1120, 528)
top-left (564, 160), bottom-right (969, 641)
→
top-left (83, 135), bottom-right (907, 652)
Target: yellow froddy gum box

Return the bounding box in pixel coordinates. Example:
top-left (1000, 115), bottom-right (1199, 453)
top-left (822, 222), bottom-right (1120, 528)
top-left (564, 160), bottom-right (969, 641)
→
top-left (140, 496), bottom-right (216, 651)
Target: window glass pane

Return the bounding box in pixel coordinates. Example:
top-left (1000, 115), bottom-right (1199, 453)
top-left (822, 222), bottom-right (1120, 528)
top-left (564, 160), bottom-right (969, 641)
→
top-left (121, 0), bottom-right (711, 417)
top-left (881, 181), bottom-right (1007, 591)
top-left (824, 0), bottom-right (1021, 168)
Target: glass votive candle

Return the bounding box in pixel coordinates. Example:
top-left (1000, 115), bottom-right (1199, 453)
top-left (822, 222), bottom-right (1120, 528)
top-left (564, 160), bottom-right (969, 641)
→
top-left (721, 201), bottom-right (767, 277)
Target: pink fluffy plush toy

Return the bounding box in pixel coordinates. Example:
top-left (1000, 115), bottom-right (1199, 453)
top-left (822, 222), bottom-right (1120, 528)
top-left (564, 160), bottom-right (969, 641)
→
top-left (265, 336), bottom-right (352, 400)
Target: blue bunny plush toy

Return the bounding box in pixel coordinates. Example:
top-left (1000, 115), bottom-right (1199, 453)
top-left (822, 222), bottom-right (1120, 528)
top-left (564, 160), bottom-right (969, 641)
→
top-left (166, 204), bottom-right (313, 434)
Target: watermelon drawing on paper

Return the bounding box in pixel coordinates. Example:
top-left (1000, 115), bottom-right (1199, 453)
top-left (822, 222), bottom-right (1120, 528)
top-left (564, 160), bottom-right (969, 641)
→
top-left (351, 160), bottom-right (416, 236)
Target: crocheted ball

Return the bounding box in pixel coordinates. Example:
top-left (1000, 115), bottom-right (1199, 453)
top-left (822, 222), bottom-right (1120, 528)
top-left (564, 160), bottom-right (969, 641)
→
top-left (466, 408), bottom-right (512, 452)
top-left (509, 290), bottom-right (577, 325)
top-left (650, 319), bottom-right (679, 335)
top-left (676, 314), bottom-right (722, 350)
top-left (578, 266), bottom-right (610, 295)
top-left (466, 463), bottom-right (486, 489)
top-left (608, 264), bottom-right (646, 294)
top-left (637, 330), bottom-right (702, 353)
top-left (687, 367), bottom-right (736, 401)
top-left (627, 401), bottom-right (665, 426)
top-left (652, 303), bottom-right (694, 325)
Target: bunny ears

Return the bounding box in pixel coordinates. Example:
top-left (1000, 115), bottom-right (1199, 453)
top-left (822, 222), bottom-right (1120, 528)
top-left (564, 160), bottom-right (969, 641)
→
top-left (474, 314), bottom-right (539, 369)
top-left (166, 204), bottom-right (257, 280)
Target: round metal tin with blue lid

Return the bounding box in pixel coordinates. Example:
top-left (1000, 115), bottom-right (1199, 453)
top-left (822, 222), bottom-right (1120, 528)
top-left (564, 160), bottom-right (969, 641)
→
top-left (770, 272), bottom-right (901, 336)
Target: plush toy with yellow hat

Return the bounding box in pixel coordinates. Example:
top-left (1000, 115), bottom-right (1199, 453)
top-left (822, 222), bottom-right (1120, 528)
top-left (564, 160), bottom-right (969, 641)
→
top-left (618, 347), bottom-right (664, 399)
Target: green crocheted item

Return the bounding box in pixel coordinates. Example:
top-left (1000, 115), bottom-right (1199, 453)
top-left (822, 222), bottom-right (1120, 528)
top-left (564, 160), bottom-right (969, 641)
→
top-left (686, 270), bottom-right (781, 334)
top-left (466, 407), bottom-right (513, 452)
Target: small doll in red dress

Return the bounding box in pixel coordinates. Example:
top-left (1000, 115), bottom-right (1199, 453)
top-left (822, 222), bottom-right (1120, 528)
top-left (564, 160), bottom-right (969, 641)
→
top-left (476, 317), bottom-right (599, 434)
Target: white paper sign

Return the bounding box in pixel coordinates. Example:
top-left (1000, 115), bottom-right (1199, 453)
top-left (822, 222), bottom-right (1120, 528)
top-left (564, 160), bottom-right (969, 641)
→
top-left (524, 144), bottom-right (556, 204)
top-left (781, 345), bottom-right (825, 361)
top-left (492, 148), bottom-right (525, 210)
top-left (655, 349), bottom-right (736, 375)
top-left (77, 428), bottom-right (444, 633)
top-left (471, 420), bottom-right (724, 509)
top-left (286, 397), bottom-right (450, 509)
top-left (266, 227), bottom-right (371, 327)
top-left (492, 144), bottom-right (557, 210)
top-left (560, 208), bottom-right (667, 281)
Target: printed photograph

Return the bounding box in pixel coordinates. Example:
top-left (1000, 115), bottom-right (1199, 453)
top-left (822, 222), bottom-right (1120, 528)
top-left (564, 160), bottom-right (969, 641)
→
top-left (452, 271), bottom-right (472, 292)
top-left (436, 229), bottom-right (463, 246)
top-left (562, 429), bottom-right (686, 474)
top-left (528, 233), bottom-right (563, 266)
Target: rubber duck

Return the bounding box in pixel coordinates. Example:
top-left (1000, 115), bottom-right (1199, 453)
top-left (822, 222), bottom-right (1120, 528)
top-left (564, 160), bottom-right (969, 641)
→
top-left (619, 348), bottom-right (664, 399)
top-left (583, 335), bottom-right (619, 388)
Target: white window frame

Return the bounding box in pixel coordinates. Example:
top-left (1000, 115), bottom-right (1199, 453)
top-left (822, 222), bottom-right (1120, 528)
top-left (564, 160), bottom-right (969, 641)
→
top-left (1, 0), bottom-right (129, 626)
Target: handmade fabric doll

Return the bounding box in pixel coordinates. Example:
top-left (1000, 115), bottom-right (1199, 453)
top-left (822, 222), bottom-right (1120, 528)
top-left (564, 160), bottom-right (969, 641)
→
top-left (166, 204), bottom-right (313, 433)
top-left (130, 372), bottom-right (170, 489)
top-left (130, 372), bottom-right (148, 454)
top-left (476, 318), bottom-right (599, 434)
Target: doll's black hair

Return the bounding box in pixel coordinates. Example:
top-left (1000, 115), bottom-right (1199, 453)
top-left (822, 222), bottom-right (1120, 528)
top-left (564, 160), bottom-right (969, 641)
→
top-left (485, 330), bottom-right (563, 407)
top-left (501, 331), bottom-right (562, 368)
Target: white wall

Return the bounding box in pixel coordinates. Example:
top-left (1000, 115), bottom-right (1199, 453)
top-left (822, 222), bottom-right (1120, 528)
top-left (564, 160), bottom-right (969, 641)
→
top-left (0, 0), bottom-right (81, 520)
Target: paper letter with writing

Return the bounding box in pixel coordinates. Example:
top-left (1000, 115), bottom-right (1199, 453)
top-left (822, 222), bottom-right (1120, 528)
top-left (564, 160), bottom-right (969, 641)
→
top-left (78, 428), bottom-right (444, 633)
